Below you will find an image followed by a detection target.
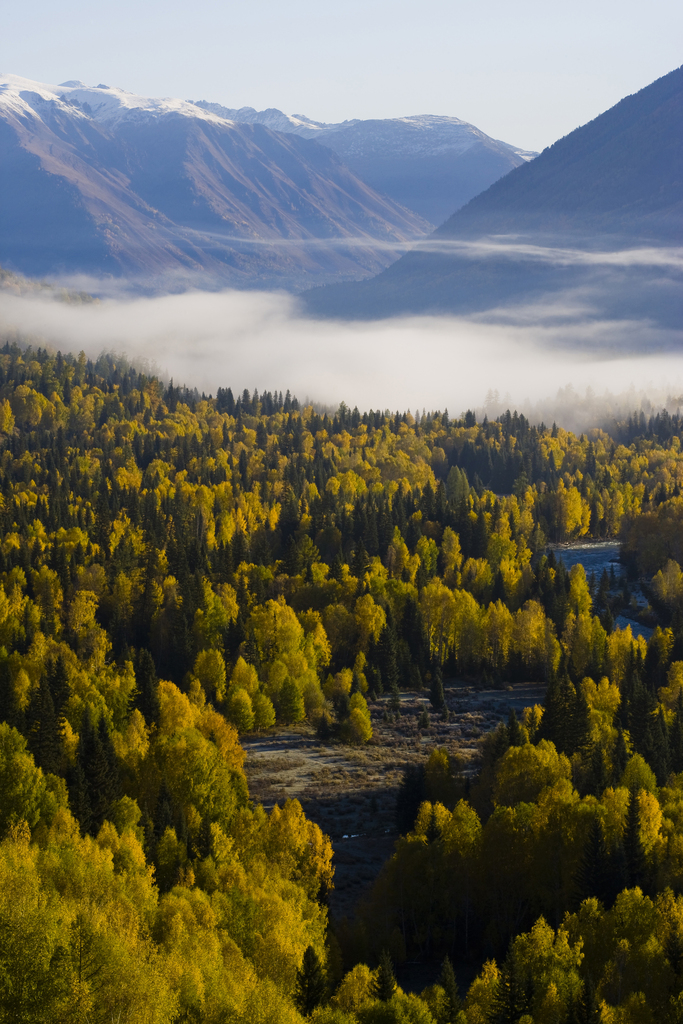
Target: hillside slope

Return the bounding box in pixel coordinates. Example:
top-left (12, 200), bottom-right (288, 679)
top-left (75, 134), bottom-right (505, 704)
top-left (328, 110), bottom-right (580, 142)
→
top-left (304, 66), bottom-right (683, 321)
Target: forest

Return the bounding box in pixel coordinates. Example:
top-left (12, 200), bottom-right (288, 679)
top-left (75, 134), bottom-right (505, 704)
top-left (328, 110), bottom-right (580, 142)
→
top-left (2, 341), bottom-right (683, 1022)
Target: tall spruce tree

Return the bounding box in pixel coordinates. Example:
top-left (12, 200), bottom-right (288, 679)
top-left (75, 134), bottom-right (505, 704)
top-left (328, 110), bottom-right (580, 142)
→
top-left (438, 956), bottom-right (461, 1023)
top-left (46, 654), bottom-right (70, 722)
top-left (373, 950), bottom-right (397, 1001)
top-left (612, 726), bottom-right (629, 784)
top-left (294, 945), bottom-right (327, 1016)
top-left (134, 648), bottom-right (160, 726)
top-left (624, 789), bottom-right (647, 889)
top-left (507, 708), bottom-right (524, 747)
top-left (671, 691), bottom-right (683, 774)
top-left (569, 977), bottom-right (601, 1024)
top-left (574, 817), bottom-right (612, 906)
top-left (489, 949), bottom-right (532, 1024)
top-left (430, 664), bottom-right (445, 711)
top-left (26, 678), bottom-right (61, 776)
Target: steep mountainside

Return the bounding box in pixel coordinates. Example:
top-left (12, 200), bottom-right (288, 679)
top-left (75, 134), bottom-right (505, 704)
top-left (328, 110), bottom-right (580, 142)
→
top-left (194, 101), bottom-right (535, 225)
top-left (0, 76), bottom-right (429, 289)
top-left (304, 66), bottom-right (683, 322)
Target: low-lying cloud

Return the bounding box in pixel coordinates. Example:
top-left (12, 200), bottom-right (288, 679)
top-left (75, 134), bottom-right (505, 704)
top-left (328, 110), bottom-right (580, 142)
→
top-left (1, 285), bottom-right (683, 432)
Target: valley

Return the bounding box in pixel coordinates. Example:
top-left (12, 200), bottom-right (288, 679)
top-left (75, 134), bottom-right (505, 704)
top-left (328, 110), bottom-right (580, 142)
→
top-left (243, 681), bottom-right (546, 921)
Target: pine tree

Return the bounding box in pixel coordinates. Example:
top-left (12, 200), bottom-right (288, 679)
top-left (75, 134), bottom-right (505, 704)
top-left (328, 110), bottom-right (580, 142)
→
top-left (507, 708), bottom-right (524, 747)
top-left (430, 665), bottom-right (445, 711)
top-left (569, 977), bottom-right (601, 1024)
top-left (489, 949), bottom-right (531, 1024)
top-left (541, 671), bottom-right (577, 754)
top-left (154, 779), bottom-right (175, 841)
top-left (134, 648), bottom-right (160, 726)
top-left (666, 925), bottom-right (683, 980)
top-left (438, 956), bottom-right (461, 1023)
top-left (671, 692), bottom-right (683, 774)
top-left (574, 816), bottom-right (611, 906)
top-left (67, 759), bottom-right (92, 836)
top-left (624, 789), bottom-right (646, 889)
top-left (72, 709), bottom-right (120, 834)
top-left (377, 612), bottom-right (400, 693)
top-left (585, 743), bottom-right (608, 797)
top-left (395, 765), bottom-right (426, 834)
top-left (572, 684), bottom-right (591, 754)
top-left (651, 706), bottom-right (670, 785)
top-left (26, 678), bottom-right (61, 776)
top-left (46, 654), bottom-right (70, 721)
top-left (373, 949), bottom-right (397, 1001)
top-left (294, 945), bottom-right (327, 1016)
top-left (612, 726), bottom-right (629, 784)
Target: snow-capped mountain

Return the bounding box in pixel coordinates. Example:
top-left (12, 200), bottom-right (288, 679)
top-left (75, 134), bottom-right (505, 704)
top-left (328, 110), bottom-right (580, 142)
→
top-left (192, 101), bottom-right (537, 224)
top-left (0, 75), bottom-right (430, 288)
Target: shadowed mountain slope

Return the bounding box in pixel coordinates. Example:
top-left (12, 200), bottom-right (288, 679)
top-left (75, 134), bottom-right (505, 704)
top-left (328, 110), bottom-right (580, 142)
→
top-left (303, 66), bottom-right (683, 322)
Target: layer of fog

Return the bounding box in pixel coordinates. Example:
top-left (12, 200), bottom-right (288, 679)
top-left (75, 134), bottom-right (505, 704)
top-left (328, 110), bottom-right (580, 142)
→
top-left (1, 286), bottom-right (683, 434)
top-left (180, 234), bottom-right (683, 269)
top-left (39, 238), bottom-right (683, 303)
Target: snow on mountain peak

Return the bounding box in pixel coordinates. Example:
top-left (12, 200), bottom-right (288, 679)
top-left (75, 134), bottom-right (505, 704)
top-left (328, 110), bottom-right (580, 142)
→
top-left (0, 74), bottom-right (234, 128)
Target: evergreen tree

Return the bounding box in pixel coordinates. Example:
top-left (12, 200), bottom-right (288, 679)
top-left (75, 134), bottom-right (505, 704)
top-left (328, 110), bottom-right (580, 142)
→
top-left (134, 648), bottom-right (161, 726)
top-left (572, 684), bottom-right (591, 754)
top-left (46, 654), bottom-right (70, 721)
top-left (294, 945), bottom-right (327, 1016)
top-left (430, 665), bottom-right (445, 711)
top-left (373, 950), bottom-right (397, 1001)
top-left (585, 743), bottom-right (608, 797)
top-left (489, 949), bottom-right (531, 1024)
top-left (507, 708), bottom-right (524, 747)
top-left (651, 706), bottom-right (670, 785)
top-left (671, 692), bottom-right (683, 774)
top-left (612, 726), bottom-right (629, 784)
top-left (569, 977), bottom-right (601, 1024)
top-left (26, 679), bottom-right (61, 776)
top-left (67, 759), bottom-right (92, 837)
top-left (574, 817), bottom-right (612, 906)
top-left (438, 956), bottom-right (461, 1023)
top-left (666, 924), bottom-right (683, 980)
top-left (624, 789), bottom-right (646, 889)
top-left (377, 613), bottom-right (400, 693)
top-left (77, 713), bottom-right (119, 834)
top-left (540, 670), bottom-right (576, 754)
top-left (396, 765), bottom-right (426, 834)
top-left (154, 778), bottom-right (175, 841)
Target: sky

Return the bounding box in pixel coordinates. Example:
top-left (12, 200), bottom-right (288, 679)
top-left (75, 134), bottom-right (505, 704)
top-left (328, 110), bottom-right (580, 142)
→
top-left (2, 0), bottom-right (681, 151)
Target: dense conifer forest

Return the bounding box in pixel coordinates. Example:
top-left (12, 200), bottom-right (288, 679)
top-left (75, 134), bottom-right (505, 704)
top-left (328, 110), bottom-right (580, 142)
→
top-left (3, 341), bottom-right (683, 1022)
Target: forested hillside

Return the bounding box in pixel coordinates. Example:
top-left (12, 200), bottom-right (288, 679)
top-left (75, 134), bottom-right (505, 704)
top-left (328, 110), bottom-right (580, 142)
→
top-left (3, 341), bottom-right (683, 1021)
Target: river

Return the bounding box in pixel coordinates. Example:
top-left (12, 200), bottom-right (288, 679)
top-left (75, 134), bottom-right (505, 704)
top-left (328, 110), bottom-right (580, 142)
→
top-left (547, 540), bottom-right (653, 641)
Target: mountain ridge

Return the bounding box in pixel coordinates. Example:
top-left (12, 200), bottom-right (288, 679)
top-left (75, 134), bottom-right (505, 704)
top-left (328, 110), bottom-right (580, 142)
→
top-left (303, 65), bottom-right (683, 324)
top-left (0, 74), bottom-right (431, 288)
top-left (191, 101), bottom-right (537, 223)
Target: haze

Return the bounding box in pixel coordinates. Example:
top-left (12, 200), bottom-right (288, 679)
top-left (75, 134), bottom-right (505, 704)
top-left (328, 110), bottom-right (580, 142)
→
top-left (2, 287), bottom-right (683, 433)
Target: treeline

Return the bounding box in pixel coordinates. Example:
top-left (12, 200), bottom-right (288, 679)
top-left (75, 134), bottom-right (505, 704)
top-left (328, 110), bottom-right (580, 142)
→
top-left (2, 340), bottom-right (683, 1020)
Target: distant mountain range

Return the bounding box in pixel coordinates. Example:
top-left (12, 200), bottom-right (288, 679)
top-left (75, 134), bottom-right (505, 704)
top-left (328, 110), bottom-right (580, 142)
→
top-left (0, 76), bottom-right (431, 288)
top-left (0, 75), bottom-right (533, 290)
top-left (304, 65), bottom-right (683, 326)
top-left (191, 102), bottom-right (536, 225)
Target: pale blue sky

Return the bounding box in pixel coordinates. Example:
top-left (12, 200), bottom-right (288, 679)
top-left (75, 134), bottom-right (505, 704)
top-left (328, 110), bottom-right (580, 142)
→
top-left (3, 0), bottom-right (681, 150)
